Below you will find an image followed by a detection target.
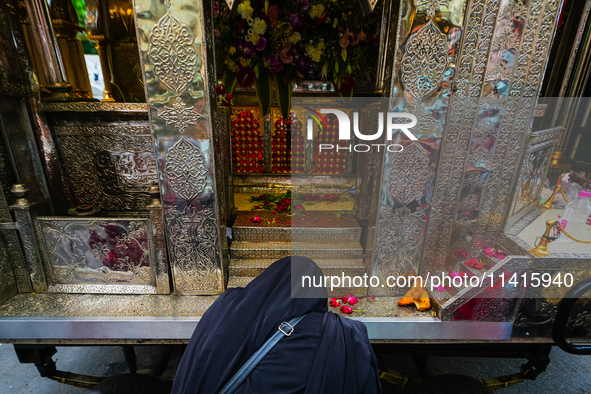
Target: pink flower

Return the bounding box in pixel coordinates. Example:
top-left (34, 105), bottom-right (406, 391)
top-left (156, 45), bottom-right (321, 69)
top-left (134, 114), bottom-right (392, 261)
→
top-left (341, 305), bottom-right (354, 314)
top-left (434, 285), bottom-right (446, 292)
top-left (305, 213), bottom-right (310, 216)
top-left (330, 298), bottom-right (341, 307)
top-left (280, 43), bottom-right (292, 64)
top-left (339, 35), bottom-right (349, 48)
top-left (456, 249), bottom-right (468, 258)
top-left (343, 294), bottom-right (358, 305)
top-left (251, 216), bottom-right (262, 223)
top-left (449, 271), bottom-right (461, 279)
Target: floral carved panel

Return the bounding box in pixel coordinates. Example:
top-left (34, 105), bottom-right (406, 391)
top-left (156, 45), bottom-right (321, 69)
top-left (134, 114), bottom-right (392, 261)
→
top-left (36, 217), bottom-right (158, 294)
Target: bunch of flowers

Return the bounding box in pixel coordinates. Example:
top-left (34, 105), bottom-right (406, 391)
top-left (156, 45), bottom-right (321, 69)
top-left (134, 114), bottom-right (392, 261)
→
top-left (483, 247), bottom-right (506, 260)
top-left (250, 191), bottom-right (292, 212)
top-left (330, 294), bottom-right (366, 314)
top-left (214, 0), bottom-right (382, 115)
top-left (216, 84), bottom-right (234, 106)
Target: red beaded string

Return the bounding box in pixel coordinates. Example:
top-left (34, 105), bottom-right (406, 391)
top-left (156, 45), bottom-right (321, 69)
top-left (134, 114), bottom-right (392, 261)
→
top-left (232, 110), bottom-right (264, 173)
top-left (271, 113), bottom-right (293, 173)
top-left (312, 114), bottom-right (346, 174)
top-left (291, 114), bottom-right (305, 174)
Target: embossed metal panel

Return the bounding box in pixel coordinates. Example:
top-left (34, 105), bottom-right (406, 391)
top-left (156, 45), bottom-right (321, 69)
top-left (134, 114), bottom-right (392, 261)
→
top-left (366, 0), bottom-right (564, 307)
top-left (54, 122), bottom-right (156, 212)
top-left (366, 0), bottom-right (468, 296)
top-left (134, 0), bottom-right (225, 294)
top-left (36, 217), bottom-right (159, 294)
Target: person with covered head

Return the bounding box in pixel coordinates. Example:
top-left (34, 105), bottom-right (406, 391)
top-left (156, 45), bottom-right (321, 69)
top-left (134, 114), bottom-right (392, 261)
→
top-left (172, 256), bottom-right (381, 394)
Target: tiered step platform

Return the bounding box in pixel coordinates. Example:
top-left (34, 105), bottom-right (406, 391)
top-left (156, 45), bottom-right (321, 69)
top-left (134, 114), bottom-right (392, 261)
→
top-left (228, 209), bottom-right (366, 294)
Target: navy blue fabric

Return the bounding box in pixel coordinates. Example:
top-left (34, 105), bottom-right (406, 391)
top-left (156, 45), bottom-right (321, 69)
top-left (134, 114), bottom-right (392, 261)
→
top-left (171, 256), bottom-right (380, 394)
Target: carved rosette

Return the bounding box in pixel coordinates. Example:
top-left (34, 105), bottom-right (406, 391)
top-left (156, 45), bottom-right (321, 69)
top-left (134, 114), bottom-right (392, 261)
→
top-left (388, 143), bottom-right (430, 205)
top-left (401, 22), bottom-right (449, 98)
top-left (165, 137), bottom-right (207, 202)
top-left (148, 11), bottom-right (198, 95)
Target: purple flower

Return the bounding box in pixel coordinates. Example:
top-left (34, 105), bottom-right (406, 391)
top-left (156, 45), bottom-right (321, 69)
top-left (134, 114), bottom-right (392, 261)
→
top-left (256, 37), bottom-right (266, 51)
top-left (290, 14), bottom-right (302, 30)
top-left (236, 40), bottom-right (255, 57)
top-left (268, 54), bottom-right (284, 73)
top-left (213, 2), bottom-right (219, 16)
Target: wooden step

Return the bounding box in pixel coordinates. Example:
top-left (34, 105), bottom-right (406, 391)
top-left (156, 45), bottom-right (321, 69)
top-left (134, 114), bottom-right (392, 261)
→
top-left (228, 258), bottom-right (365, 277)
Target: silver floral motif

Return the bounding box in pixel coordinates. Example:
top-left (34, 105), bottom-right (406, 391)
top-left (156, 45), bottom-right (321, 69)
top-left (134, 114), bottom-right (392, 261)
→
top-left (499, 0), bottom-right (528, 21)
top-left (165, 137), bottom-right (208, 201)
top-left (36, 218), bottom-right (157, 294)
top-left (463, 172), bottom-right (485, 189)
top-left (415, 0), bottom-right (452, 19)
top-left (148, 11), bottom-right (198, 95)
top-left (157, 98), bottom-right (202, 133)
top-left (458, 194), bottom-right (480, 212)
top-left (166, 205), bottom-right (222, 294)
top-left (388, 143), bottom-right (430, 205)
top-left (468, 146), bottom-right (492, 168)
top-left (401, 22), bottom-right (449, 98)
top-left (473, 119), bottom-right (497, 139)
top-left (374, 206), bottom-right (428, 293)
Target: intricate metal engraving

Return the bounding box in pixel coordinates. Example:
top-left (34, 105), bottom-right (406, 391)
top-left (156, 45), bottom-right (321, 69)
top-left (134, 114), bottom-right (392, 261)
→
top-left (165, 137), bottom-right (207, 202)
top-left (166, 205), bottom-right (222, 295)
top-left (473, 119), bottom-right (497, 139)
top-left (374, 207), bottom-right (428, 294)
top-left (148, 11), bottom-right (198, 95)
top-left (12, 209), bottom-right (47, 292)
top-left (42, 102), bottom-right (148, 112)
top-left (422, 0), bottom-right (496, 274)
top-left (136, 0), bottom-right (226, 294)
top-left (415, 0), bottom-right (452, 18)
top-left (55, 124), bottom-right (154, 211)
top-left (388, 143), bottom-right (430, 205)
top-left (36, 217), bottom-right (159, 294)
top-left (157, 98), bottom-right (202, 132)
top-left (401, 22), bottom-right (449, 98)
top-left (148, 202), bottom-right (170, 295)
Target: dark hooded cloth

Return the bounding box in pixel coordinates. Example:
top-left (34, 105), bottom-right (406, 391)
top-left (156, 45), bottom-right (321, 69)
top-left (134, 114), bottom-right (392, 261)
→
top-left (172, 256), bottom-right (380, 394)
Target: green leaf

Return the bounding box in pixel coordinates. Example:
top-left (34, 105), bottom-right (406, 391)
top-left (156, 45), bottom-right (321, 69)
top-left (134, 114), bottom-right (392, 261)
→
top-left (341, 48), bottom-right (347, 62)
top-left (254, 68), bottom-right (272, 116)
top-left (223, 69), bottom-right (237, 95)
top-left (347, 63), bottom-right (352, 74)
top-left (335, 61), bottom-right (339, 73)
top-left (274, 70), bottom-right (292, 120)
